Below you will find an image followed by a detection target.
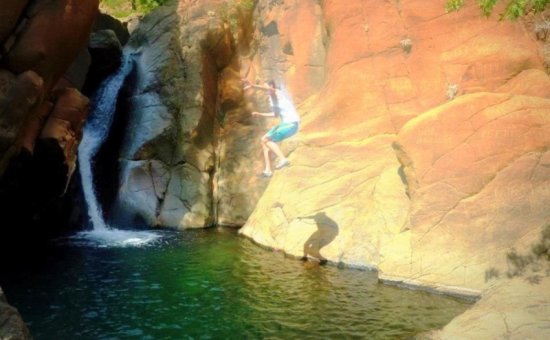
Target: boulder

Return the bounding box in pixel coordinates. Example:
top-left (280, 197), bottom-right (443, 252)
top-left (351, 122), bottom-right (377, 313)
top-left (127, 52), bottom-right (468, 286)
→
top-left (4, 0), bottom-right (99, 93)
top-left (93, 12), bottom-right (130, 46)
top-left (39, 88), bottom-right (90, 194)
top-left (0, 287), bottom-right (31, 340)
top-left (125, 15), bottom-right (142, 35)
top-left (89, 29), bottom-right (123, 58)
top-left (84, 29), bottom-right (123, 93)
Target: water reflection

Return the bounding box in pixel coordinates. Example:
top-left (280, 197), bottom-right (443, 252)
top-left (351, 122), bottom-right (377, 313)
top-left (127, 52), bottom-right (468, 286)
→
top-left (0, 229), bottom-right (471, 339)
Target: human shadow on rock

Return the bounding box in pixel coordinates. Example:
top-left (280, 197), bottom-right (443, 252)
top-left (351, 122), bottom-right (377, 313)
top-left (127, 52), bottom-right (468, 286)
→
top-left (299, 212), bottom-right (339, 265)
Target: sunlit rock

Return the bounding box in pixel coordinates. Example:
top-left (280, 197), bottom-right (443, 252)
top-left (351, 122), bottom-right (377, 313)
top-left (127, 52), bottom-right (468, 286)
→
top-left (116, 0), bottom-right (269, 228)
top-left (4, 0), bottom-right (99, 93)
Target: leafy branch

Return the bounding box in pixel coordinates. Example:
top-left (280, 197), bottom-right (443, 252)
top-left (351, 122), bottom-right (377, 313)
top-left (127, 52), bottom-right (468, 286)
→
top-left (446, 0), bottom-right (549, 20)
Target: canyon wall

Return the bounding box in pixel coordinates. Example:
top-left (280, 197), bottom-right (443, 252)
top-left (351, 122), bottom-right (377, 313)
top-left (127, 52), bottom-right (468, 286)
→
top-left (120, 0), bottom-right (550, 286)
top-left (0, 1), bottom-right (99, 233)
top-left (118, 0), bottom-right (549, 337)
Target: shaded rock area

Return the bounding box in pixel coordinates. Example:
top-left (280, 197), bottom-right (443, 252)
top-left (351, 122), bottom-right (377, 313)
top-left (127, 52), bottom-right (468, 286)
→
top-left (84, 29), bottom-right (123, 94)
top-left (0, 287), bottom-right (30, 340)
top-left (0, 2), bottom-right (108, 337)
top-left (93, 13), bottom-right (131, 46)
top-left (84, 13), bottom-right (129, 95)
top-left (0, 1), bottom-right (99, 241)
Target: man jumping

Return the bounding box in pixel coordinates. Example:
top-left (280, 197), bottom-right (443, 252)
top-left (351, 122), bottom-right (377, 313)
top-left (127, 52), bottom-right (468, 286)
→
top-left (243, 79), bottom-right (300, 178)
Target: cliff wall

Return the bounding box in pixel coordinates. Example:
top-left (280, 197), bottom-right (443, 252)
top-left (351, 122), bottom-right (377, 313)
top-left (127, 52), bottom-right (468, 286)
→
top-left (120, 1), bottom-right (550, 337)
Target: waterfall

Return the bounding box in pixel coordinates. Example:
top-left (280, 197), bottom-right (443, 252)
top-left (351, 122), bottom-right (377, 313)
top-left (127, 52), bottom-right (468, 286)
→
top-left (79, 53), bottom-right (133, 231)
top-left (75, 52), bottom-right (160, 247)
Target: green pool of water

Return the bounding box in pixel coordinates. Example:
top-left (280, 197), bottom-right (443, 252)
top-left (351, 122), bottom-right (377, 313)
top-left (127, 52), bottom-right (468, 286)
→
top-left (0, 228), bottom-right (471, 339)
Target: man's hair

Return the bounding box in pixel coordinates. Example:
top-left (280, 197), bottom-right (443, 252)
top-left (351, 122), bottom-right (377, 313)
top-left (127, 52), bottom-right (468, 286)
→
top-left (268, 80), bottom-right (278, 89)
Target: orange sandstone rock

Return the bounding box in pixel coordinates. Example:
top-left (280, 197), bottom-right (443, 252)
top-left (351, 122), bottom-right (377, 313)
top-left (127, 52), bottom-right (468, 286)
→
top-left (241, 0), bottom-right (550, 294)
top-left (40, 87), bottom-right (89, 185)
top-left (4, 0), bottom-right (99, 92)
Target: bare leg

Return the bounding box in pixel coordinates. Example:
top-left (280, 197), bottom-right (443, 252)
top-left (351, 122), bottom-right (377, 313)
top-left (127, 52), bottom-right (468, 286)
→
top-left (261, 136), bottom-right (272, 173)
top-left (265, 140), bottom-right (286, 162)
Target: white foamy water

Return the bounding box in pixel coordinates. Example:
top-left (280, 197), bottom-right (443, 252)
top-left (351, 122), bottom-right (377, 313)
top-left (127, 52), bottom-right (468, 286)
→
top-left (76, 53), bottom-right (160, 247)
top-left (71, 229), bottom-right (161, 248)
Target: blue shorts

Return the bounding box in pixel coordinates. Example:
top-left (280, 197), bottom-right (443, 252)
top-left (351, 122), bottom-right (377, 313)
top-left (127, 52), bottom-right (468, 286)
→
top-left (266, 122), bottom-right (299, 142)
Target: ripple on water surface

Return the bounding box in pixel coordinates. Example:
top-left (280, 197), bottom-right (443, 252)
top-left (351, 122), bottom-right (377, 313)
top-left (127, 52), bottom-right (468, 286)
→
top-left (0, 229), bottom-right (471, 339)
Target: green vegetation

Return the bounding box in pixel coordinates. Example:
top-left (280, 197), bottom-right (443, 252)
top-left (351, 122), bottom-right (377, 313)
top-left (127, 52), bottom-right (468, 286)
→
top-left (486, 225), bottom-right (550, 284)
top-left (446, 0), bottom-right (549, 19)
top-left (100, 0), bottom-right (172, 18)
top-left (506, 225), bottom-right (550, 283)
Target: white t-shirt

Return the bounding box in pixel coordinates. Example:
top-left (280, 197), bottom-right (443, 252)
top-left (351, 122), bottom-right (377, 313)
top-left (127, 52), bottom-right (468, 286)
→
top-left (269, 89), bottom-right (300, 123)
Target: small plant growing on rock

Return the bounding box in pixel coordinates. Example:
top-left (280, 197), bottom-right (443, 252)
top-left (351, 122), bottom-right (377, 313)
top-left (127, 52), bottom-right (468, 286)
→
top-left (100, 0), bottom-right (172, 17)
top-left (446, 0), bottom-right (549, 20)
top-left (485, 267), bottom-right (500, 282)
top-left (505, 224), bottom-right (550, 282)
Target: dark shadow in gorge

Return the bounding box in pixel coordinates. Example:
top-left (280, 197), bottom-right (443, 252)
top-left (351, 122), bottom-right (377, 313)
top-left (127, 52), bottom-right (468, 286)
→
top-left (300, 212), bottom-right (339, 264)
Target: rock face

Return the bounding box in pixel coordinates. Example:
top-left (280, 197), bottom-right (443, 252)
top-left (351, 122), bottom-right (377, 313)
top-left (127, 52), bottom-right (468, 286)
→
top-left (426, 276), bottom-right (550, 339)
top-left (115, 0), bottom-right (269, 228)
top-left (0, 287), bottom-right (31, 340)
top-left (124, 1), bottom-right (550, 275)
top-left (0, 1), bottom-right (99, 239)
top-left (240, 0), bottom-right (550, 287)
top-left (236, 0), bottom-right (549, 338)
top-left (121, 1), bottom-right (549, 336)
top-left (0, 0), bottom-right (98, 178)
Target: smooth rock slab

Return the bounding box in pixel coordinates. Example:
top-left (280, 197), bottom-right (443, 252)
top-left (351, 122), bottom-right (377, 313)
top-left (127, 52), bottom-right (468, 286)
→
top-left (427, 277), bottom-right (550, 340)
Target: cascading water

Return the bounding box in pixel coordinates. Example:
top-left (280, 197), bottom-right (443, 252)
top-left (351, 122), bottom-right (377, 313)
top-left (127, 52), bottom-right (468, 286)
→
top-left (75, 52), bottom-right (159, 247)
